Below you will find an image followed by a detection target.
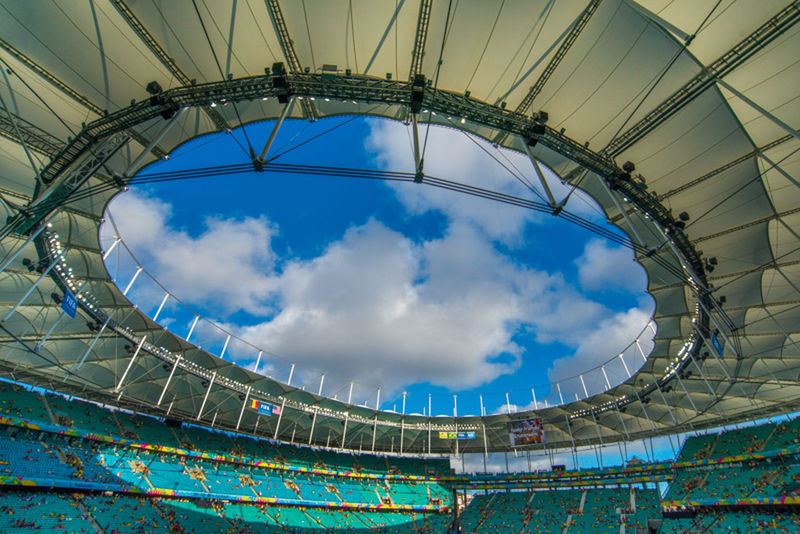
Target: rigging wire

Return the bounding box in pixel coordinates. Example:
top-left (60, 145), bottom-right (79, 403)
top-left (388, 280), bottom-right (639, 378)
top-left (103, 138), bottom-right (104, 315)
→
top-left (420, 0), bottom-right (455, 162)
top-left (190, 0), bottom-right (254, 157)
top-left (48, 158), bottom-right (692, 281)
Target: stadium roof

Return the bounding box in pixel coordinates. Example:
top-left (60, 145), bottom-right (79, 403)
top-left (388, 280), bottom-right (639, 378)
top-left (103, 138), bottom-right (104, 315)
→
top-left (0, 0), bottom-right (799, 455)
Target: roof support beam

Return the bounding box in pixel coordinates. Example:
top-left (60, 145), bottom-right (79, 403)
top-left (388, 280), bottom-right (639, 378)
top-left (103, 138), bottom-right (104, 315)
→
top-left (0, 38), bottom-right (166, 157)
top-left (659, 134), bottom-right (794, 200)
top-left (158, 355), bottom-right (181, 406)
top-left (264, 0), bottom-right (316, 120)
top-left (604, 2), bottom-right (800, 157)
top-left (408, 0), bottom-right (432, 80)
top-left (717, 78), bottom-right (800, 144)
top-left (196, 371), bottom-right (216, 421)
top-left (514, 0), bottom-right (602, 117)
top-left (107, 0), bottom-right (229, 132)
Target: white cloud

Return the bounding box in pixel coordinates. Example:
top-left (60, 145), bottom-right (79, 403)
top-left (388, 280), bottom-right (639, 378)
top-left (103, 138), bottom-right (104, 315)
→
top-left (575, 239), bottom-right (648, 293)
top-left (547, 305), bottom-right (654, 385)
top-left (104, 191), bottom-right (277, 315)
top-left (102, 122), bottom-right (653, 399)
top-left (366, 119), bottom-right (606, 241)
top-left (238, 219), bottom-right (528, 393)
top-left (366, 119), bottom-right (540, 243)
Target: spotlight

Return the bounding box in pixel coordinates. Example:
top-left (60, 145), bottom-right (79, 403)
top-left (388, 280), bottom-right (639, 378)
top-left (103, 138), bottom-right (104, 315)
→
top-left (622, 161), bottom-right (636, 173)
top-left (145, 81), bottom-right (163, 95)
top-left (525, 123), bottom-right (546, 147)
top-left (678, 211), bottom-right (690, 222)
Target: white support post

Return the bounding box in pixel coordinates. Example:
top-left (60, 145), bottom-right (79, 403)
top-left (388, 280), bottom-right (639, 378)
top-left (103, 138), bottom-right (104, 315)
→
top-left (579, 375), bottom-right (589, 399)
top-left (308, 409), bottom-right (318, 445)
top-left (347, 382), bottom-right (354, 405)
top-left (342, 414), bottom-right (349, 451)
top-left (505, 391), bottom-right (512, 414)
top-left (166, 399), bottom-right (174, 416)
top-left (122, 267), bottom-right (143, 295)
top-left (102, 237), bottom-right (121, 261)
top-left (115, 335), bottom-right (146, 392)
top-left (272, 398), bottom-right (287, 440)
top-left (124, 107), bottom-right (188, 177)
top-left (619, 354), bottom-right (631, 378)
top-left (287, 363), bottom-right (295, 386)
top-left (371, 416), bottom-right (378, 452)
top-left (152, 292), bottom-right (170, 322)
top-left (4, 246), bottom-right (69, 322)
top-left (557, 382), bottom-right (564, 405)
top-left (635, 340), bottom-right (647, 363)
top-left (236, 386), bottom-right (252, 431)
top-left (186, 315), bottom-right (199, 341)
top-left (526, 145), bottom-right (558, 208)
top-left (253, 351), bottom-right (263, 374)
top-left (479, 394), bottom-right (485, 417)
top-left (219, 334), bottom-right (231, 359)
top-left (157, 356), bottom-right (181, 406)
top-left (376, 387), bottom-right (381, 410)
top-left (258, 98), bottom-right (293, 161)
top-left (74, 309), bottom-right (117, 371)
top-left (196, 371), bottom-right (216, 421)
top-left (531, 388), bottom-right (538, 410)
top-left (318, 374), bottom-right (325, 396)
top-left (601, 365), bottom-right (611, 390)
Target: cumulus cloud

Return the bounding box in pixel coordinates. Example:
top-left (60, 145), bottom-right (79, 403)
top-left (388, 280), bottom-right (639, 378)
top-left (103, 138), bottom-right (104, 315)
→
top-left (575, 239), bottom-right (648, 293)
top-left (238, 220), bottom-right (528, 392)
top-left (547, 305), bottom-right (654, 385)
top-left (103, 122), bottom-right (653, 399)
top-left (366, 119), bottom-right (540, 243)
top-left (366, 119), bottom-right (605, 240)
top-left (104, 191), bottom-right (277, 315)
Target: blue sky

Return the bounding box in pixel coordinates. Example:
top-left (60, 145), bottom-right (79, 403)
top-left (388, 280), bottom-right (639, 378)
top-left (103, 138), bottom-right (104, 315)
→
top-left (102, 114), bottom-right (654, 417)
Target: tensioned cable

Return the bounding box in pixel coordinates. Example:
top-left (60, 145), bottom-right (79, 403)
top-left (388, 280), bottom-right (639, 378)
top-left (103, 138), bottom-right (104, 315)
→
top-left (190, 0), bottom-right (254, 158)
top-left (420, 0), bottom-right (455, 162)
top-left (34, 157), bottom-right (695, 283)
top-left (65, 160), bottom-right (693, 280)
top-left (602, 0), bottom-right (723, 152)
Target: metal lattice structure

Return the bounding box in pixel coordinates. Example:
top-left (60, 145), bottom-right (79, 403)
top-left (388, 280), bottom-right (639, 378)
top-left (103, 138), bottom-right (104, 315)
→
top-left (0, 0), bottom-right (799, 457)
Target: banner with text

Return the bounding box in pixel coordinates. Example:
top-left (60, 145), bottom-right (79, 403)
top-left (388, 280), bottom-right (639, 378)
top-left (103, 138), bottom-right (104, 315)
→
top-left (509, 418), bottom-right (544, 446)
top-left (251, 400), bottom-right (281, 416)
top-left (438, 431), bottom-right (476, 440)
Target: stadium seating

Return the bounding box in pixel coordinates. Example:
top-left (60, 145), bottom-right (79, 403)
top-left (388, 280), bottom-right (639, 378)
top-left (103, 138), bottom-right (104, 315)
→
top-left (0, 491), bottom-right (94, 532)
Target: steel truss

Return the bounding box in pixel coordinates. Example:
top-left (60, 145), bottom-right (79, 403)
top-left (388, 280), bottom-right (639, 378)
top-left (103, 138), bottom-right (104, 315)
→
top-left (0, 68), bottom-right (755, 454)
